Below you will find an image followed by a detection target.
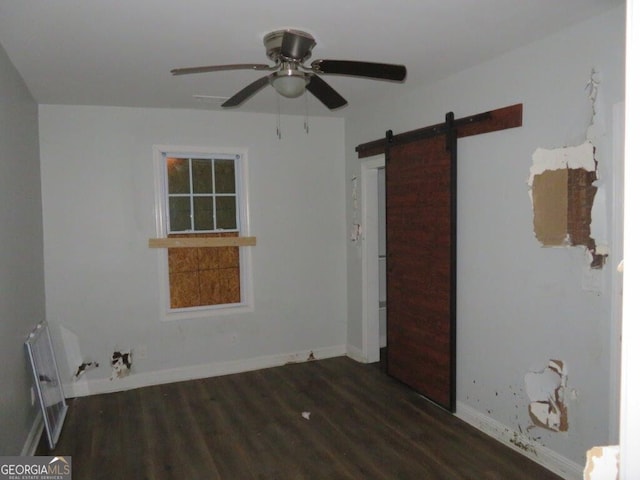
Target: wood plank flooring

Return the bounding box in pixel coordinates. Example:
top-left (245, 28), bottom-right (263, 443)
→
top-left (38, 356), bottom-right (561, 479)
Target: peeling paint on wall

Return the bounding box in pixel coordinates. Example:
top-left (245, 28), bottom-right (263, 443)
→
top-left (529, 141), bottom-right (597, 181)
top-left (528, 142), bottom-right (606, 268)
top-left (524, 359), bottom-right (568, 432)
top-left (110, 350), bottom-right (132, 380)
top-left (527, 69), bottom-right (608, 269)
top-left (584, 445), bottom-right (619, 480)
top-left (73, 361), bottom-right (99, 380)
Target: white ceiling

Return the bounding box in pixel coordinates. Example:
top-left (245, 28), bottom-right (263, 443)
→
top-left (0, 0), bottom-right (624, 117)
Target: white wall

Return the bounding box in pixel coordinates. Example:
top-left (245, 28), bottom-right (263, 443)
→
top-left (0, 44), bottom-right (46, 454)
top-left (345, 5), bottom-right (624, 470)
top-left (38, 105), bottom-right (347, 395)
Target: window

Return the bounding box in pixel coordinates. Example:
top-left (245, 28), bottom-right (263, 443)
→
top-left (153, 146), bottom-right (252, 319)
top-left (166, 156), bottom-right (238, 233)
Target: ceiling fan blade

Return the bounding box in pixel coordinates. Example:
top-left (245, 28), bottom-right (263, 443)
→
top-left (306, 75), bottom-right (347, 110)
top-left (221, 75), bottom-right (270, 107)
top-left (311, 60), bottom-right (407, 81)
top-left (280, 30), bottom-right (316, 60)
top-left (171, 63), bottom-right (273, 76)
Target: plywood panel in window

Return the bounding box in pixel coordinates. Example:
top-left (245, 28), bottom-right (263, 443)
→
top-left (167, 232), bottom-right (241, 308)
top-left (169, 271), bottom-right (200, 308)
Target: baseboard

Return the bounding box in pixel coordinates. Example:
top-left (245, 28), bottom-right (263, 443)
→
top-left (20, 411), bottom-right (44, 456)
top-left (455, 402), bottom-right (583, 480)
top-left (345, 344), bottom-right (367, 363)
top-left (63, 344), bottom-right (347, 398)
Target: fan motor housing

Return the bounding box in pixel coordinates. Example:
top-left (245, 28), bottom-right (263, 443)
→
top-left (263, 29), bottom-right (316, 62)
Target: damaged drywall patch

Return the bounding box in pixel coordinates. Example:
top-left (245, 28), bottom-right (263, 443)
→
top-left (528, 142), bottom-right (606, 268)
top-left (528, 69), bottom-right (608, 269)
top-left (110, 350), bottom-right (132, 380)
top-left (530, 166), bottom-right (569, 246)
top-left (524, 360), bottom-right (568, 432)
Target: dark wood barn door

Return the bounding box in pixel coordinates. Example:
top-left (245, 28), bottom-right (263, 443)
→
top-left (385, 133), bottom-right (456, 411)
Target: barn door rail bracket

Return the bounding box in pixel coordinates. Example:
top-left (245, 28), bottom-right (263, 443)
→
top-left (355, 103), bottom-right (522, 159)
top-left (445, 111), bottom-right (457, 152)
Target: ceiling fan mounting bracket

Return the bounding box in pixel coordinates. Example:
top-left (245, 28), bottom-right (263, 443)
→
top-left (263, 29), bottom-right (316, 63)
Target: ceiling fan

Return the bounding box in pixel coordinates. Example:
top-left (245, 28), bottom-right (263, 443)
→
top-left (171, 29), bottom-right (407, 110)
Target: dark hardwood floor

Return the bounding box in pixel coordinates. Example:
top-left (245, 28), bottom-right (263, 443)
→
top-left (38, 356), bottom-right (561, 479)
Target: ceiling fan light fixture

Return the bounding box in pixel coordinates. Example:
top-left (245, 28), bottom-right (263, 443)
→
top-left (270, 69), bottom-right (308, 98)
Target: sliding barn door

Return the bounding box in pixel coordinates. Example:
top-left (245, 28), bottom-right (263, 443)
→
top-left (385, 133), bottom-right (456, 411)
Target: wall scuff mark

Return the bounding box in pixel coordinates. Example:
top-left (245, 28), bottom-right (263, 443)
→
top-left (110, 350), bottom-right (132, 380)
top-left (509, 426), bottom-right (538, 455)
top-left (524, 359), bottom-right (568, 432)
top-left (73, 361), bottom-right (99, 380)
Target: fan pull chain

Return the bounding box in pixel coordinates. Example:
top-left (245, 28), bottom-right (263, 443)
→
top-left (304, 91), bottom-right (310, 134)
top-left (276, 93), bottom-right (282, 139)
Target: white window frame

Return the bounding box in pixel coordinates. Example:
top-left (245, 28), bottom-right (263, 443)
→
top-left (152, 145), bottom-right (254, 321)
top-left (165, 154), bottom-right (240, 234)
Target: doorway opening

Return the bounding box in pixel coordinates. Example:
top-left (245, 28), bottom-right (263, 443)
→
top-left (361, 155), bottom-right (386, 365)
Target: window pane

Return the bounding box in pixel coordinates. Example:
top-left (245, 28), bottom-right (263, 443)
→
top-left (167, 157), bottom-right (190, 194)
top-left (216, 196), bottom-right (237, 230)
top-left (192, 158), bottom-right (213, 194)
top-left (169, 197), bottom-right (191, 231)
top-left (214, 159), bottom-right (236, 194)
top-left (193, 196), bottom-right (214, 231)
